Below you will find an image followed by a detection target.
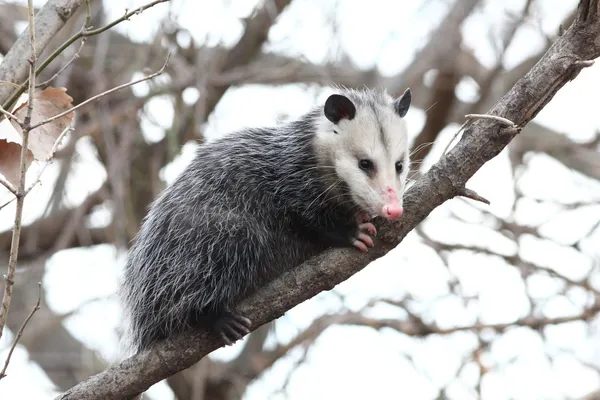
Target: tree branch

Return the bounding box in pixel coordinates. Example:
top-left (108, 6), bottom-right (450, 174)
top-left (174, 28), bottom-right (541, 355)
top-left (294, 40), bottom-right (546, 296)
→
top-left (0, 0), bottom-right (85, 106)
top-left (2, 0), bottom-right (171, 112)
top-left (55, 1), bottom-right (600, 398)
top-left (30, 53), bottom-right (170, 130)
top-left (0, 0), bottom-right (39, 343)
top-left (0, 282), bottom-right (41, 379)
top-left (275, 301), bottom-right (600, 341)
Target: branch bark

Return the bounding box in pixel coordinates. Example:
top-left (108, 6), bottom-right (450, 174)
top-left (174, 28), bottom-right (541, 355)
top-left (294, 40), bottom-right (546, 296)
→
top-left (0, 0), bottom-right (85, 106)
top-left (55, 1), bottom-right (600, 399)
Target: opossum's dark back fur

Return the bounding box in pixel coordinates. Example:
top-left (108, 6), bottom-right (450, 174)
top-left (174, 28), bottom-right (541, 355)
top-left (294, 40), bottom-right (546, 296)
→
top-left (119, 102), bottom-right (368, 352)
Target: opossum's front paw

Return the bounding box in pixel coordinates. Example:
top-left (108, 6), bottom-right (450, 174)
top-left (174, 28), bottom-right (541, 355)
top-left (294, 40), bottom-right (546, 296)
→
top-left (215, 311), bottom-right (252, 346)
top-left (356, 211), bottom-right (371, 224)
top-left (351, 222), bottom-right (377, 252)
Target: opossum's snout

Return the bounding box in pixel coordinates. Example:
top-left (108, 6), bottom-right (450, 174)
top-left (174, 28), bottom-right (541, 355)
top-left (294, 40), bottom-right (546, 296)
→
top-left (381, 188), bottom-right (403, 221)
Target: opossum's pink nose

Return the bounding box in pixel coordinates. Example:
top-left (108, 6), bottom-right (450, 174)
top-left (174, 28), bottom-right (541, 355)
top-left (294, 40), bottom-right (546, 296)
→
top-left (382, 204), bottom-right (403, 220)
top-left (381, 187), bottom-right (403, 220)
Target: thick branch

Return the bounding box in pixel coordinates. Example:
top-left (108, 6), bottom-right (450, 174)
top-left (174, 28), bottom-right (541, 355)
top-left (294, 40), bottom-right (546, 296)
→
top-left (0, 0), bottom-right (85, 105)
top-left (56, 3), bottom-right (600, 399)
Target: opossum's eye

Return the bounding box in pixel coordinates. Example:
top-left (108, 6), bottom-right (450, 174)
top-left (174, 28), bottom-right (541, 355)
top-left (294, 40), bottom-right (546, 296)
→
top-left (395, 161), bottom-right (403, 173)
top-left (358, 159), bottom-right (374, 172)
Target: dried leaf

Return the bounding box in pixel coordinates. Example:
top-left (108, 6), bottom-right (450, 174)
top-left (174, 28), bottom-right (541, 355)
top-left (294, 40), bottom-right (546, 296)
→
top-left (10, 87), bottom-right (73, 161)
top-left (0, 139), bottom-right (34, 186)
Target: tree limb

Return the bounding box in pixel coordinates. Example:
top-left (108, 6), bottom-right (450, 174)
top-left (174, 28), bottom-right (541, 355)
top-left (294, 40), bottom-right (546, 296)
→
top-left (55, 1), bottom-right (600, 398)
top-left (0, 0), bottom-right (39, 343)
top-left (0, 0), bottom-right (85, 106)
top-left (265, 301), bottom-right (600, 344)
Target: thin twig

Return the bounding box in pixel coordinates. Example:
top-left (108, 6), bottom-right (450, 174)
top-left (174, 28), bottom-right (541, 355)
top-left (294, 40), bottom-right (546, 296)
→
top-left (444, 114), bottom-right (519, 156)
top-left (0, 81), bottom-right (22, 90)
top-left (84, 0), bottom-right (92, 28)
top-left (457, 187), bottom-right (490, 205)
top-left (30, 53), bottom-right (171, 130)
top-left (0, 105), bottom-right (21, 125)
top-left (0, 198), bottom-right (15, 211)
top-left (36, 38), bottom-right (87, 89)
top-left (336, 302), bottom-right (600, 336)
top-left (0, 176), bottom-right (16, 196)
top-left (24, 125), bottom-right (74, 196)
top-left (443, 120), bottom-right (469, 155)
top-left (573, 60), bottom-right (595, 67)
top-left (36, 0), bottom-right (92, 89)
top-left (0, 0), bottom-right (37, 341)
top-left (0, 282), bottom-right (42, 379)
top-left (2, 0), bottom-right (171, 112)
top-left (464, 113), bottom-right (517, 127)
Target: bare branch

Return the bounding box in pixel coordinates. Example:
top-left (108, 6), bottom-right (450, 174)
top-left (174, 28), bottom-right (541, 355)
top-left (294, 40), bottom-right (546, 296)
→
top-left (574, 59), bottom-right (595, 67)
top-left (317, 303), bottom-right (600, 337)
top-left (30, 54), bottom-right (170, 130)
top-left (1, 0), bottom-right (171, 112)
top-left (0, 0), bottom-right (38, 342)
top-left (443, 121), bottom-right (469, 155)
top-left (24, 125), bottom-right (74, 196)
top-left (456, 187), bottom-right (490, 205)
top-left (36, 37), bottom-right (86, 89)
top-left (0, 282), bottom-right (41, 379)
top-left (464, 113), bottom-right (518, 127)
top-left (0, 0), bottom-right (86, 107)
top-left (0, 176), bottom-right (16, 196)
top-left (0, 106), bottom-right (21, 125)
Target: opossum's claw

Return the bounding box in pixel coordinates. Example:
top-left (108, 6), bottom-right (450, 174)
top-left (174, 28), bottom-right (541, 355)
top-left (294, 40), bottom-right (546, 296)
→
top-left (215, 311), bottom-right (252, 346)
top-left (351, 222), bottom-right (377, 252)
top-left (358, 222), bottom-right (377, 236)
top-left (351, 231), bottom-right (375, 252)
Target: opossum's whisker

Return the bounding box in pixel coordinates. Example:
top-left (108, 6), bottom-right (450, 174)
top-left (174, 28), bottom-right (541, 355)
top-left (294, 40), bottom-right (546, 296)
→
top-left (307, 179), bottom-right (344, 210)
top-left (409, 141), bottom-right (435, 157)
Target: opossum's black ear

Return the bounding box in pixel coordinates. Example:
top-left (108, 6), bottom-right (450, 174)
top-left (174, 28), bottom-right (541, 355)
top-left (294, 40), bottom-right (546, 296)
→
top-left (324, 94), bottom-right (356, 124)
top-left (393, 88), bottom-right (411, 118)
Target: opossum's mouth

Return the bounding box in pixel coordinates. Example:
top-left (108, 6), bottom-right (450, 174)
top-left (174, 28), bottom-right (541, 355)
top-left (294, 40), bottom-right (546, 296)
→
top-left (381, 204), bottom-right (403, 220)
top-left (358, 188), bottom-right (404, 222)
top-left (361, 206), bottom-right (403, 222)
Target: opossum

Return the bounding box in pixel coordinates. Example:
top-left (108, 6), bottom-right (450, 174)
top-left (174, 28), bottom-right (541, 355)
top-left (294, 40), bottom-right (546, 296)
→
top-left (119, 87), bottom-right (412, 352)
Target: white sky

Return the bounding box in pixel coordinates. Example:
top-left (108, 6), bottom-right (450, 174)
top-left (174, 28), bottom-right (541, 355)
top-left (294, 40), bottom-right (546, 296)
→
top-left (1, 0), bottom-right (600, 399)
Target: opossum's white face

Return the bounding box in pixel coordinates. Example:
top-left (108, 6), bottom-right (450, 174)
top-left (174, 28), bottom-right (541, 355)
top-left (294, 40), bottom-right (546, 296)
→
top-left (315, 89), bottom-right (411, 221)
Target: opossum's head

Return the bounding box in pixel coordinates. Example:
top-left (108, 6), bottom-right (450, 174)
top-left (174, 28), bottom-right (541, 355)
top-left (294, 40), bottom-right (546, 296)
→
top-left (314, 88), bottom-right (411, 221)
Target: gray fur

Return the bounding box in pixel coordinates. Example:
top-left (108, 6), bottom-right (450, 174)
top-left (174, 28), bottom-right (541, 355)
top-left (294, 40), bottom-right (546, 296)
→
top-left (119, 87), bottom-right (411, 353)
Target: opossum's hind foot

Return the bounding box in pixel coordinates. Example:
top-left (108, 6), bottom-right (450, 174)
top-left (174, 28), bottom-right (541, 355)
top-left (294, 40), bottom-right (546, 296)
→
top-left (352, 222), bottom-right (377, 252)
top-left (215, 311), bottom-right (252, 346)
